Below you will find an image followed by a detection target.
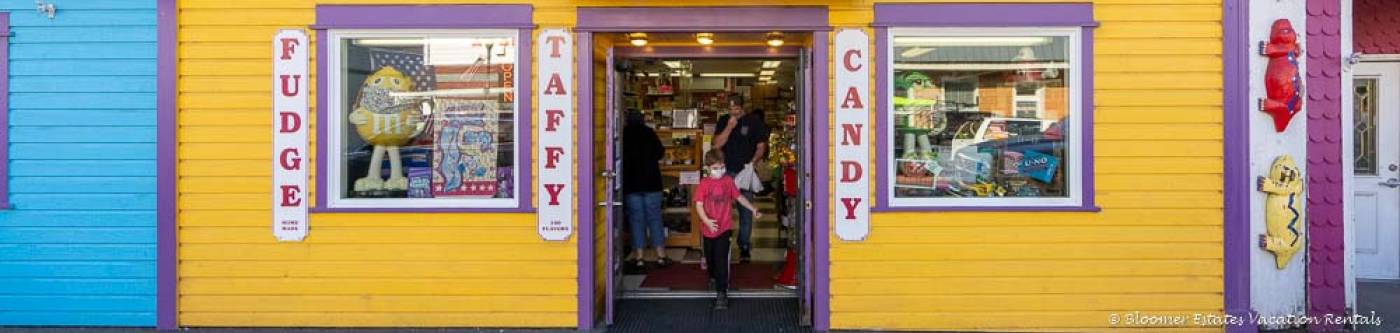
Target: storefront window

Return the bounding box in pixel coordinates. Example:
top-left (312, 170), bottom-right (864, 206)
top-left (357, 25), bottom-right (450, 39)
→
top-left (327, 31), bottom-right (519, 209)
top-left (888, 29), bottom-right (1082, 207)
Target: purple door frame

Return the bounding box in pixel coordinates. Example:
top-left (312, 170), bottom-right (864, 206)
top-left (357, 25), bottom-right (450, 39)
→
top-left (574, 6), bottom-right (832, 331)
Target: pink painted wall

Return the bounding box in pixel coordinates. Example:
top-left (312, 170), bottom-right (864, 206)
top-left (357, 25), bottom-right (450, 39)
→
top-left (1306, 0), bottom-right (1347, 331)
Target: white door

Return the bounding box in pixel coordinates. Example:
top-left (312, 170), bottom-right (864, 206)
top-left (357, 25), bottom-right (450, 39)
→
top-left (1353, 62), bottom-right (1400, 280)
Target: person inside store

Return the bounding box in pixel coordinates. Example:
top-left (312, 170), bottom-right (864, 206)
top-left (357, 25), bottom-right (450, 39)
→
top-left (696, 149), bottom-right (763, 310)
top-left (622, 109), bottom-right (671, 271)
top-left (711, 96), bottom-right (770, 264)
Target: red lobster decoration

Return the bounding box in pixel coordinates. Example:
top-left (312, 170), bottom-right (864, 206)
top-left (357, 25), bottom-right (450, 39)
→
top-left (1259, 19), bottom-right (1304, 132)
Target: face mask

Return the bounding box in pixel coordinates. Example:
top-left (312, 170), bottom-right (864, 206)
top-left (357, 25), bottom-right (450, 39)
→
top-left (707, 166), bottom-right (726, 178)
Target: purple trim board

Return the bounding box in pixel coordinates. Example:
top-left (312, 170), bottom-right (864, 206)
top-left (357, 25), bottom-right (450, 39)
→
top-left (312, 5), bottom-right (533, 29)
top-left (0, 12), bottom-right (9, 211)
top-left (575, 7), bottom-right (828, 32)
top-left (576, 31), bottom-right (594, 330)
top-left (1222, 0), bottom-right (1255, 332)
top-left (311, 4), bottom-right (534, 213)
top-left (572, 6), bottom-right (830, 330)
top-left (812, 30), bottom-right (831, 332)
top-left (871, 3), bottom-right (1098, 212)
top-left (155, 0), bottom-right (177, 329)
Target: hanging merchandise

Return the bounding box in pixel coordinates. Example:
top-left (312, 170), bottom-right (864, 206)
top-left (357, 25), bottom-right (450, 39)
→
top-left (431, 99), bottom-right (499, 197)
top-left (1259, 19), bottom-right (1304, 132)
top-left (1017, 150), bottom-right (1060, 183)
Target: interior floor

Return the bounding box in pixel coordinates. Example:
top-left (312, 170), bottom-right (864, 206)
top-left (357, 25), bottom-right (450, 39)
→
top-left (623, 197), bottom-right (793, 292)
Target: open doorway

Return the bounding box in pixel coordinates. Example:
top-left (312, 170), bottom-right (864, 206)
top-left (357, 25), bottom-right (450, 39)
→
top-left (596, 32), bottom-right (816, 328)
top-left (613, 56), bottom-right (802, 294)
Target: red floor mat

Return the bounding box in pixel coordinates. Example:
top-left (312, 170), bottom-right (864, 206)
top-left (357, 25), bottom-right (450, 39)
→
top-left (639, 263), bottom-right (779, 291)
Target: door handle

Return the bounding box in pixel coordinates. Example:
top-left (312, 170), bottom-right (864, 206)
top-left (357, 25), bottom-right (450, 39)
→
top-left (1381, 178), bottom-right (1400, 188)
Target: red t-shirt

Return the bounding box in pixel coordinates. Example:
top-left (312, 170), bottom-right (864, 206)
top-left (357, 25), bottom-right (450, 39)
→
top-left (695, 176), bottom-right (741, 238)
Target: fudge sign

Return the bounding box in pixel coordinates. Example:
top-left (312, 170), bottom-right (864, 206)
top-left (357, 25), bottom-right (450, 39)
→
top-left (537, 29), bottom-right (574, 241)
top-left (833, 29), bottom-right (870, 241)
top-left (271, 29), bottom-right (309, 242)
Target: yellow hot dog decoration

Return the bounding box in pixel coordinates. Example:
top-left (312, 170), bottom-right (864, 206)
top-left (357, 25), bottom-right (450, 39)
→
top-left (1257, 155), bottom-right (1304, 269)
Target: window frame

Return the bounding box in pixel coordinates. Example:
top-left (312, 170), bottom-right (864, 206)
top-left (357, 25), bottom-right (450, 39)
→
top-left (324, 29), bottom-right (522, 210)
top-left (311, 4), bottom-right (534, 213)
top-left (884, 27), bottom-right (1084, 208)
top-left (872, 2), bottom-right (1099, 212)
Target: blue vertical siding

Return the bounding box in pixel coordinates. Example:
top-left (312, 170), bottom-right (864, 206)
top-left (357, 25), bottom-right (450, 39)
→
top-left (1, 0), bottom-right (156, 327)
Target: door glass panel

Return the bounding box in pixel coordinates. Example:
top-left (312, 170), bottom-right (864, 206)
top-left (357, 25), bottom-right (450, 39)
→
top-left (1355, 78), bottom-right (1378, 176)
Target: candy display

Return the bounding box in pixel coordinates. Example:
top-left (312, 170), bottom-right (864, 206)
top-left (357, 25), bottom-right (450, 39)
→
top-left (890, 35), bottom-right (1072, 199)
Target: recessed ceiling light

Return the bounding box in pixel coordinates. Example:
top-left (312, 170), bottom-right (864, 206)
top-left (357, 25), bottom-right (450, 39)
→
top-left (759, 70), bottom-right (775, 76)
top-left (628, 32), bottom-right (648, 47)
top-left (695, 33), bottom-right (715, 45)
top-left (766, 32), bottom-right (785, 47)
top-left (762, 61), bottom-right (781, 69)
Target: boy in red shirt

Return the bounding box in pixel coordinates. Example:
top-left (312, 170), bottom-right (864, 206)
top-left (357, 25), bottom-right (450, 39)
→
top-left (695, 150), bottom-right (761, 310)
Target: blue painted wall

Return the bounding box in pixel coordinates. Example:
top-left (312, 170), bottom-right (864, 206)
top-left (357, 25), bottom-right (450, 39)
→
top-left (0, 0), bottom-right (156, 327)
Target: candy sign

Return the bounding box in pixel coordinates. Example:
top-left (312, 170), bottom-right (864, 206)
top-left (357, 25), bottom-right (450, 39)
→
top-left (272, 29), bottom-right (309, 241)
top-left (834, 29), bottom-right (870, 241)
top-left (537, 29), bottom-right (574, 241)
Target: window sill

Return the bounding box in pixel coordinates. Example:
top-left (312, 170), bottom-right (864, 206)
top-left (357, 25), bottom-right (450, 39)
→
top-left (310, 206), bottom-right (536, 214)
top-left (871, 204), bottom-right (1101, 213)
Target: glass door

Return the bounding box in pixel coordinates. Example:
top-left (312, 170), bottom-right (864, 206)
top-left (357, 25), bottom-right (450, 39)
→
top-left (604, 47), bottom-right (627, 324)
top-left (796, 48), bottom-right (814, 326)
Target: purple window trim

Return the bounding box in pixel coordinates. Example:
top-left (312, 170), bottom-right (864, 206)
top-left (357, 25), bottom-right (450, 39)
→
top-left (873, 3), bottom-right (1098, 28)
top-left (0, 12), bottom-right (9, 211)
top-left (312, 5), bottom-right (532, 29)
top-left (311, 4), bottom-right (534, 213)
top-left (155, 0), bottom-right (177, 329)
top-left (1221, 0), bottom-right (1255, 332)
top-left (575, 7), bottom-right (828, 32)
top-left (872, 3), bottom-right (1099, 212)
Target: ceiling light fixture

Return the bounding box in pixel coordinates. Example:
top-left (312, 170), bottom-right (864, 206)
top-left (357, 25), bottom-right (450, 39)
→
top-left (695, 33), bottom-right (715, 46)
top-left (762, 61), bottom-right (782, 69)
top-left (766, 32), bottom-right (785, 47)
top-left (759, 70), bottom-right (776, 76)
top-left (628, 33), bottom-right (649, 47)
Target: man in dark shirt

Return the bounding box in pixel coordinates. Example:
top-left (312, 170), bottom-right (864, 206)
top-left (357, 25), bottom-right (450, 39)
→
top-left (712, 97), bottom-right (769, 263)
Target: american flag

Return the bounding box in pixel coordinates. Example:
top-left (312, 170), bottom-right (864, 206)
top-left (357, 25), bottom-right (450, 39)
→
top-left (369, 49), bottom-right (436, 91)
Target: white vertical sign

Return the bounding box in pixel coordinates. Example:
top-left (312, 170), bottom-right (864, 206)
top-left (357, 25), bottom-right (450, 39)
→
top-left (272, 29), bottom-right (309, 241)
top-left (834, 29), bottom-right (871, 241)
top-left (537, 29), bottom-right (574, 241)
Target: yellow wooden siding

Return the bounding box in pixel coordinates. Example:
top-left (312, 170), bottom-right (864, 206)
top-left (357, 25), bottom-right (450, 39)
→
top-left (830, 0), bottom-right (1224, 332)
top-left (175, 0), bottom-right (575, 327)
